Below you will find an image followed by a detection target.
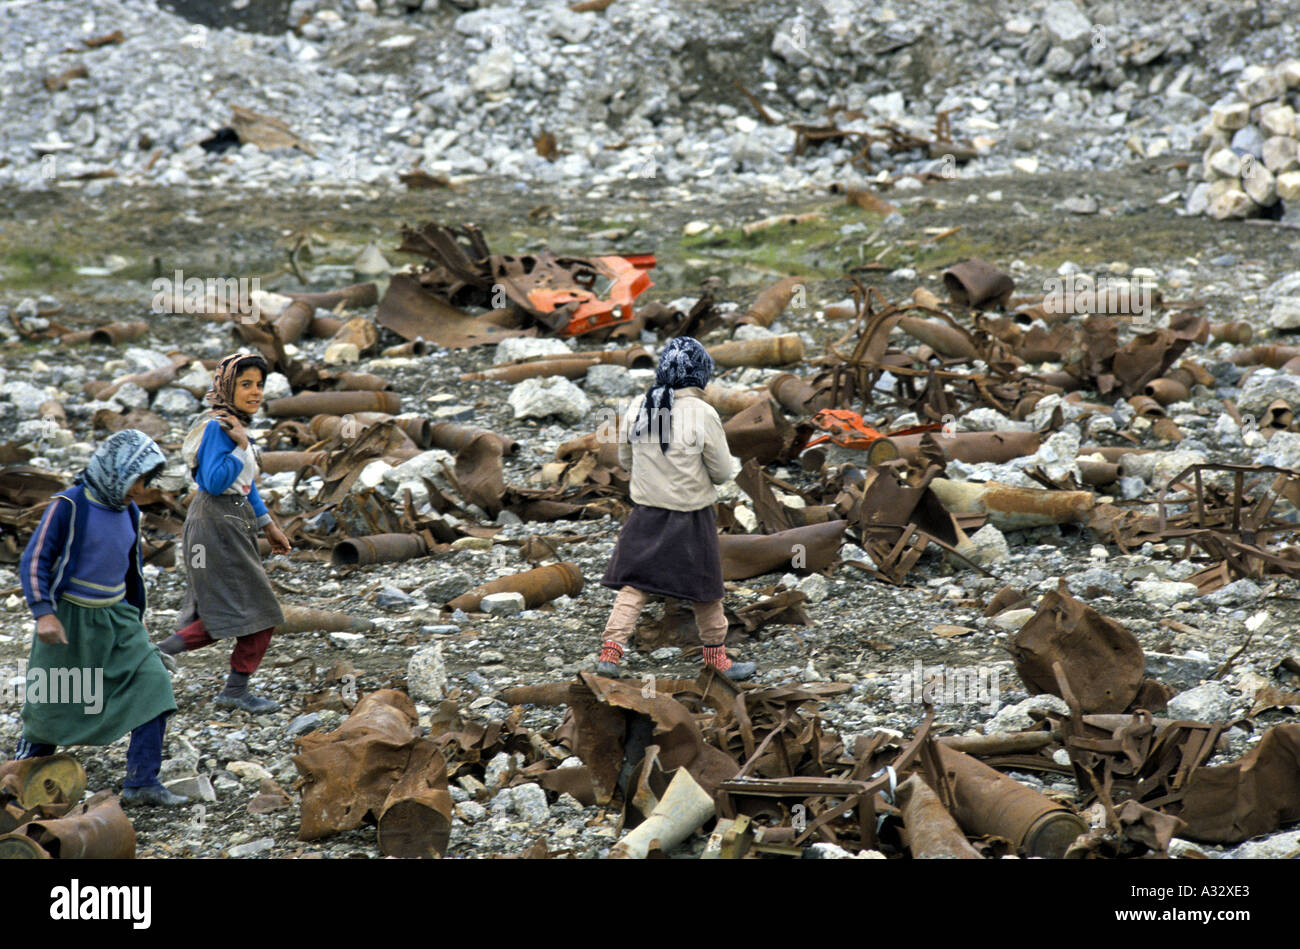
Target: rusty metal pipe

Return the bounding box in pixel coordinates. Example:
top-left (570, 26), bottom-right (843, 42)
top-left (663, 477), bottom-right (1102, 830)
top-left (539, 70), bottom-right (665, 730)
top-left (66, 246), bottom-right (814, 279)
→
top-left (934, 743), bottom-right (1086, 858)
top-left (1127, 394), bottom-right (1166, 419)
top-left (266, 390), bottom-right (402, 418)
top-left (928, 479), bottom-right (1095, 530)
top-left (331, 533), bottom-right (430, 566)
top-left (461, 357), bottom-right (606, 383)
top-left (768, 373), bottom-right (825, 415)
top-left (89, 320), bottom-right (149, 345)
top-left (310, 313), bottom-right (346, 338)
top-left (555, 431), bottom-right (620, 468)
top-left (707, 334), bottom-right (804, 368)
top-left (1231, 345), bottom-right (1300, 368)
top-left (896, 773), bottom-right (982, 859)
top-left (85, 357), bottom-right (187, 400)
top-left (332, 372), bottom-right (390, 391)
top-left (936, 733), bottom-right (1055, 756)
top-left (446, 562), bottom-right (584, 612)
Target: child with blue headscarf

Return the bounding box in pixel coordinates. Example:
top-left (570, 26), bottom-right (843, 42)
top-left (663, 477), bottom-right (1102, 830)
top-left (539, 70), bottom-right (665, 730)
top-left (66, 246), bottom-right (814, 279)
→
top-left (14, 429), bottom-right (188, 806)
top-left (597, 336), bottom-right (757, 680)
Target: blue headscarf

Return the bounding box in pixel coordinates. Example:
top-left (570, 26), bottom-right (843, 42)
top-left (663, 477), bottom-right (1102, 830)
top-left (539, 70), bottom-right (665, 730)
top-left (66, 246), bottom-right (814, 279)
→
top-left (77, 429), bottom-right (167, 511)
top-left (630, 337), bottom-right (715, 453)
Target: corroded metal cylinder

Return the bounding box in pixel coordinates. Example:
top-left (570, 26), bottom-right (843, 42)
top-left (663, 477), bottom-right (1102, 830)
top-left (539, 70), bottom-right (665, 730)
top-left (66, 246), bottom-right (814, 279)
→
top-left (700, 384), bottom-right (767, 417)
top-left (266, 390), bottom-right (402, 418)
top-left (736, 276), bottom-right (805, 328)
top-left (871, 430), bottom-right (1042, 466)
top-left (943, 258), bottom-right (1014, 308)
top-left (273, 300), bottom-right (315, 344)
top-left (1210, 321), bottom-right (1252, 345)
top-left (429, 422), bottom-right (518, 456)
top-left (1144, 377), bottom-right (1190, 405)
top-left (446, 562), bottom-right (584, 611)
top-left (927, 479), bottom-right (1094, 530)
top-left (259, 451), bottom-right (329, 475)
top-left (896, 773), bottom-right (981, 860)
top-left (89, 320), bottom-right (149, 345)
top-left (707, 334), bottom-right (804, 368)
top-left (278, 606), bottom-right (374, 634)
top-left (3, 792), bottom-right (136, 859)
top-left (285, 282), bottom-right (379, 311)
top-left (935, 743), bottom-right (1087, 859)
top-left (331, 533), bottom-right (430, 566)
top-left (381, 340), bottom-right (430, 357)
top-left (0, 755), bottom-right (86, 810)
top-left (768, 373), bottom-right (824, 416)
top-left (898, 317), bottom-right (978, 360)
top-left (718, 520), bottom-right (847, 580)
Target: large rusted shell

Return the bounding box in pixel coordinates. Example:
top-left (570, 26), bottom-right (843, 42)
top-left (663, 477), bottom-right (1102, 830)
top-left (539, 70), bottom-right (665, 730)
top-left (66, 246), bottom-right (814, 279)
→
top-left (445, 562), bottom-right (584, 611)
top-left (266, 390), bottom-right (402, 418)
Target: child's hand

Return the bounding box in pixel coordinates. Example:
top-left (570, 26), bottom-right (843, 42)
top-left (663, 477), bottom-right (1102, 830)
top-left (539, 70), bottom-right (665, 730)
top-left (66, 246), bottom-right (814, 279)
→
top-left (228, 423), bottom-right (250, 450)
top-left (36, 614), bottom-right (68, 645)
top-left (265, 523), bottom-right (292, 555)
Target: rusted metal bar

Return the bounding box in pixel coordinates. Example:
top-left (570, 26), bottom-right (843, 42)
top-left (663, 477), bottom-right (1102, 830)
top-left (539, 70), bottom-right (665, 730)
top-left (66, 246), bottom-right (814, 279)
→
top-left (928, 478), bottom-right (1095, 529)
top-left (278, 607), bottom-right (374, 634)
top-left (937, 733), bottom-right (1055, 756)
top-left (896, 773), bottom-right (981, 859)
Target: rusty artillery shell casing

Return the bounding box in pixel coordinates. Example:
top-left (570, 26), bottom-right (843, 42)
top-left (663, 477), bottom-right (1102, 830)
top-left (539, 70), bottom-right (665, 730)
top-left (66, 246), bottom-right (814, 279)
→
top-left (90, 320), bottom-right (149, 345)
top-left (284, 282), bottom-right (379, 311)
top-left (718, 520), bottom-right (847, 581)
top-left (927, 478), bottom-right (1094, 530)
top-left (278, 606), bottom-right (374, 634)
top-left (823, 300), bottom-right (857, 320)
top-left (331, 533), bottom-right (430, 566)
top-left (259, 451), bottom-right (329, 475)
top-left (381, 340), bottom-right (430, 357)
top-left (266, 390), bottom-right (402, 418)
top-left (1210, 321), bottom-right (1252, 345)
top-left (870, 430), bottom-right (1042, 467)
top-left (445, 562), bottom-right (584, 611)
top-left (737, 276), bottom-right (805, 328)
top-left (1076, 459), bottom-right (1121, 486)
top-left (898, 317), bottom-right (978, 360)
top-left (1143, 377), bottom-right (1190, 405)
top-left (462, 357), bottom-right (605, 383)
top-left (768, 373), bottom-right (826, 416)
top-left (707, 334), bottom-right (804, 368)
top-left (310, 313), bottom-right (346, 338)
top-left (700, 384), bottom-right (768, 417)
top-left (555, 430), bottom-right (621, 469)
top-left (1282, 356), bottom-right (1300, 375)
top-left (376, 744), bottom-right (453, 859)
top-left (0, 754), bottom-right (86, 810)
top-left (1231, 344), bottom-right (1300, 368)
top-left (935, 743), bottom-right (1086, 858)
top-left (1127, 394), bottom-right (1166, 419)
top-left (430, 422), bottom-right (518, 455)
top-left (272, 299), bottom-right (315, 344)
top-left (896, 773), bottom-right (982, 860)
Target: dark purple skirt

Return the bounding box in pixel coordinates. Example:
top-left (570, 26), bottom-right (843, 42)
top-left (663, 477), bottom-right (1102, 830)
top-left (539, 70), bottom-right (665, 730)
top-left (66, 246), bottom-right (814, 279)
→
top-left (602, 505), bottom-right (725, 603)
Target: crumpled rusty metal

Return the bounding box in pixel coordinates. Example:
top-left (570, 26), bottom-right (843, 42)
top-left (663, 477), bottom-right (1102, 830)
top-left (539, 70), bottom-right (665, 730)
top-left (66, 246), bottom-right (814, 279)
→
top-left (1173, 722), bottom-right (1300, 843)
top-left (1013, 585), bottom-right (1144, 714)
top-left (943, 258), bottom-right (1014, 309)
top-left (723, 398), bottom-right (795, 464)
top-left (0, 790), bottom-right (135, 859)
top-left (293, 690), bottom-right (436, 843)
top-left (378, 271), bottom-right (529, 348)
top-left (376, 741), bottom-right (453, 859)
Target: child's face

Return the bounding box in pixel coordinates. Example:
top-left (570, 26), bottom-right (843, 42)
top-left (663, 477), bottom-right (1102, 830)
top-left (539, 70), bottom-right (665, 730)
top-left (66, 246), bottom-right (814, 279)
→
top-left (125, 478), bottom-right (152, 505)
top-left (232, 367), bottom-right (265, 416)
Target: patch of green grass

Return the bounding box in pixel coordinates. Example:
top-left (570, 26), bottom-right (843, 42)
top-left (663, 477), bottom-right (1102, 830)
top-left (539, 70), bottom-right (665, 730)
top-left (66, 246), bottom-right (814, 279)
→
top-left (679, 203), bottom-right (871, 277)
top-left (0, 247), bottom-right (75, 289)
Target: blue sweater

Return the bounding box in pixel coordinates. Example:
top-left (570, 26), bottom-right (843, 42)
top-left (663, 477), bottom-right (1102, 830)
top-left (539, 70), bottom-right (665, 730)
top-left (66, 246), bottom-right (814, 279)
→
top-left (194, 420), bottom-right (270, 525)
top-left (20, 485), bottom-right (147, 620)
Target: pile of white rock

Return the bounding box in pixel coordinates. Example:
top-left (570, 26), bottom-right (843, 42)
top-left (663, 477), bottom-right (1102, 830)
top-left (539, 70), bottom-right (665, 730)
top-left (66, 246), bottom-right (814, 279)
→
top-left (1189, 61), bottom-right (1300, 220)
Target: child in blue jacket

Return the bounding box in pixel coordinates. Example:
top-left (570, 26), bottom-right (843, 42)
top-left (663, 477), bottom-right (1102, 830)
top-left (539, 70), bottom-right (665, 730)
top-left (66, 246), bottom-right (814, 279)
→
top-left (15, 429), bottom-right (188, 806)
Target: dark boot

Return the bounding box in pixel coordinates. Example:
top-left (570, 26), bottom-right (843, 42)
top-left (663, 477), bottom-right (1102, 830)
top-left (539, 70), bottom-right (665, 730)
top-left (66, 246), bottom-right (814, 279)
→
top-left (702, 644), bottom-right (757, 681)
top-left (216, 670), bottom-right (280, 714)
top-left (120, 784), bottom-right (191, 807)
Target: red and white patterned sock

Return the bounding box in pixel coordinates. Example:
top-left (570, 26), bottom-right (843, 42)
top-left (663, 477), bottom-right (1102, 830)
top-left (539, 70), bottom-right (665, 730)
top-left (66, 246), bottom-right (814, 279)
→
top-left (599, 641), bottom-right (623, 665)
top-left (702, 644), bottom-right (733, 672)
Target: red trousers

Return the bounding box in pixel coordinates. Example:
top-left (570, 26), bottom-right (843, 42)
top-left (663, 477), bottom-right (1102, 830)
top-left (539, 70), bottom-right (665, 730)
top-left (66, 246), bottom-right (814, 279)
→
top-left (174, 619), bottom-right (273, 675)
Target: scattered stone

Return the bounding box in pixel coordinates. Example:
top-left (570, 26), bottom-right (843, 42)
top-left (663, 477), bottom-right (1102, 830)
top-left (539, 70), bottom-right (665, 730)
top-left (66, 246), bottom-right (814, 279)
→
top-left (286, 712), bottom-right (323, 738)
top-left (228, 837), bottom-right (275, 858)
top-left (584, 363), bottom-right (635, 396)
top-left (408, 643), bottom-right (447, 703)
top-left (508, 376), bottom-right (592, 424)
top-left (493, 337), bottom-right (571, 364)
top-left (510, 783), bottom-right (550, 823)
top-left (966, 524), bottom-right (1010, 566)
top-left (795, 573), bottom-right (829, 604)
top-left (376, 586), bottom-right (416, 609)
top-left (481, 592), bottom-right (525, 616)
top-left (1166, 681), bottom-right (1237, 722)
top-left (165, 774), bottom-right (216, 803)
top-left (985, 694), bottom-right (1071, 732)
top-left (226, 760), bottom-right (273, 785)
top-left (1133, 579), bottom-right (1199, 607)
top-left (426, 571), bottom-right (474, 603)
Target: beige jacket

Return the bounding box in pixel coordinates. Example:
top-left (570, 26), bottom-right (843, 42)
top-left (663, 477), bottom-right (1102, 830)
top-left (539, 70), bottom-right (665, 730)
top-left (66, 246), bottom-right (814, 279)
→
top-left (618, 387), bottom-right (739, 511)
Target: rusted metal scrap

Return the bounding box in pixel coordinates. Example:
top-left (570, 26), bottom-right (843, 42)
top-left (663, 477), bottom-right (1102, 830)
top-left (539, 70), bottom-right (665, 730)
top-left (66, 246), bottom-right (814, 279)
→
top-left (387, 222), bottom-right (655, 340)
top-left (1012, 585), bottom-right (1145, 714)
top-left (0, 790), bottom-right (135, 859)
top-left (445, 562), bottom-right (584, 612)
top-left (293, 689), bottom-right (453, 857)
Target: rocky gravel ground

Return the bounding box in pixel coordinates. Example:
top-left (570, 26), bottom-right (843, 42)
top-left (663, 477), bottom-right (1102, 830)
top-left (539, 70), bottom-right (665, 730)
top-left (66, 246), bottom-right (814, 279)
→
top-left (1, 1), bottom-right (1299, 861)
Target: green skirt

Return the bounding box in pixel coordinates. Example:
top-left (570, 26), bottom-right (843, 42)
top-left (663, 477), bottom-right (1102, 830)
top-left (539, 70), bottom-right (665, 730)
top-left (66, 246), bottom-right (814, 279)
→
top-left (21, 600), bottom-right (177, 747)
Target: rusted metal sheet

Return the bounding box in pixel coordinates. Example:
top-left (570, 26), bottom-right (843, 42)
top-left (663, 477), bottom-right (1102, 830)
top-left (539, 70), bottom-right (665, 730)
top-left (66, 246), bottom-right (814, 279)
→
top-left (376, 741), bottom-right (453, 859)
top-left (0, 791), bottom-right (136, 859)
top-left (942, 259), bottom-right (1014, 309)
top-left (723, 398), bottom-right (795, 464)
top-left (1173, 723), bottom-right (1300, 843)
top-left (1012, 586), bottom-right (1144, 714)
